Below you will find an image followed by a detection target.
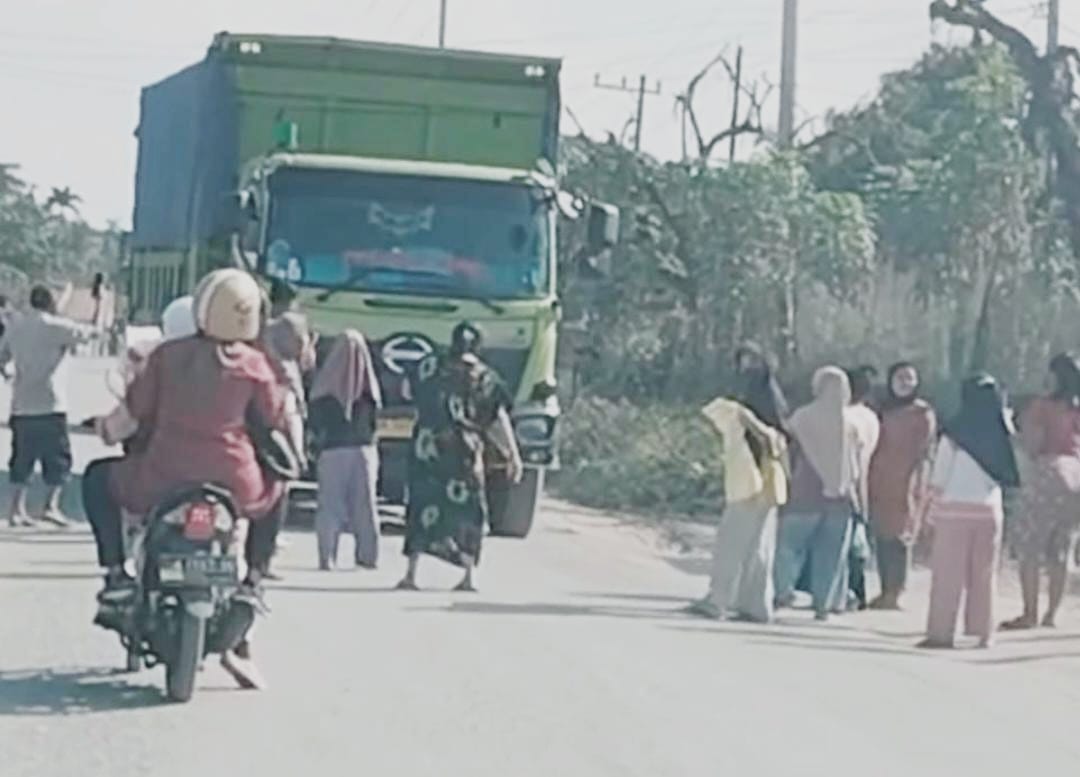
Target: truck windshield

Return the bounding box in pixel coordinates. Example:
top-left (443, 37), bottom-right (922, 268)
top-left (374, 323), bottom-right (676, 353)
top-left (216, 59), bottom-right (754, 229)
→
top-left (263, 168), bottom-right (550, 301)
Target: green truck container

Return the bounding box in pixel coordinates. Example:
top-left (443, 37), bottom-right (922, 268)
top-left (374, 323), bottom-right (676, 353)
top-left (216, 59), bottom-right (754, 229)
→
top-left (128, 32), bottom-right (617, 537)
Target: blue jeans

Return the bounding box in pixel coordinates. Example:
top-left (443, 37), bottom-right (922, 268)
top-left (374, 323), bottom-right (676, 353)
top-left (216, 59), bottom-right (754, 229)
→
top-left (774, 502), bottom-right (853, 616)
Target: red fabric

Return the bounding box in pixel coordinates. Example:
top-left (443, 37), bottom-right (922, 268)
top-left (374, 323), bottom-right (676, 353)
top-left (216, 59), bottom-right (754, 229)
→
top-left (1020, 397), bottom-right (1080, 459)
top-left (108, 336), bottom-right (286, 518)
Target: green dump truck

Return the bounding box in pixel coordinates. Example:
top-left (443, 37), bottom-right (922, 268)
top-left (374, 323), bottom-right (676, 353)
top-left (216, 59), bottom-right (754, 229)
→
top-left (128, 32), bottom-right (617, 537)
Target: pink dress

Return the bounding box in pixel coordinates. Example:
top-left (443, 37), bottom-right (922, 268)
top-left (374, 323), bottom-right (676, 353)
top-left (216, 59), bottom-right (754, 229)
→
top-left (109, 336), bottom-right (286, 519)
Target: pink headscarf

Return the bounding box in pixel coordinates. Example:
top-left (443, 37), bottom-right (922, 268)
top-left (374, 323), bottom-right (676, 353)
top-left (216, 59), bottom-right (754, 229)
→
top-left (309, 330), bottom-right (382, 418)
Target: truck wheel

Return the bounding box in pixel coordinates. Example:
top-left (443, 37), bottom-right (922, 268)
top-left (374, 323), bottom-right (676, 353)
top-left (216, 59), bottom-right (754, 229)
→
top-left (166, 613), bottom-right (205, 703)
top-left (488, 469), bottom-right (544, 538)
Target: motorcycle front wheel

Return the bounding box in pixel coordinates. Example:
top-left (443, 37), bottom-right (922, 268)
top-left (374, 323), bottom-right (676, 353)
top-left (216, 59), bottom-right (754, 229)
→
top-left (165, 612), bottom-right (205, 703)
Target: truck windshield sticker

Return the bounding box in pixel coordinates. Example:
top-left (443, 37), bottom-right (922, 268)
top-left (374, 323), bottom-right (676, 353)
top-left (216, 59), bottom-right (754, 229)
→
top-left (368, 203), bottom-right (435, 239)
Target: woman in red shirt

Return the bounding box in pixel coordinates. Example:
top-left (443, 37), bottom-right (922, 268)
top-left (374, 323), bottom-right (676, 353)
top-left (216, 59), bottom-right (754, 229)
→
top-left (1002, 354), bottom-right (1080, 630)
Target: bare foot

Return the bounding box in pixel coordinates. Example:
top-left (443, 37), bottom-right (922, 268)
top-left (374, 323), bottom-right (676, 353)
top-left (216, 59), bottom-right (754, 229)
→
top-left (221, 650), bottom-right (267, 690)
top-left (453, 579), bottom-right (478, 593)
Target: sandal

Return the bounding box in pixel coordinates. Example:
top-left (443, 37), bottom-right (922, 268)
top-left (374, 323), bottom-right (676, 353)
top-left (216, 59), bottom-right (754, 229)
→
top-left (999, 616), bottom-right (1037, 631)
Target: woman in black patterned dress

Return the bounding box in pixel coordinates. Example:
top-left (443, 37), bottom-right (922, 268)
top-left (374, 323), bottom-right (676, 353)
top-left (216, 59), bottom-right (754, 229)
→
top-left (397, 322), bottom-right (523, 592)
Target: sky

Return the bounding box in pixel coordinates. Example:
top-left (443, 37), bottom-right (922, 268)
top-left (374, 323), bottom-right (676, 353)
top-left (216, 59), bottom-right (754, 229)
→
top-left (2, 0), bottom-right (1078, 227)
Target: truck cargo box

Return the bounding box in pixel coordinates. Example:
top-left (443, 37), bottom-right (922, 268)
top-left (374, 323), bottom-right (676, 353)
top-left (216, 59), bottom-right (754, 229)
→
top-left (132, 33), bottom-right (561, 251)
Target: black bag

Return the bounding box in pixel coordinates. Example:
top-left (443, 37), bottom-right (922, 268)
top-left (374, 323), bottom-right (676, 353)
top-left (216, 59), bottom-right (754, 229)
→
top-left (246, 406), bottom-right (302, 482)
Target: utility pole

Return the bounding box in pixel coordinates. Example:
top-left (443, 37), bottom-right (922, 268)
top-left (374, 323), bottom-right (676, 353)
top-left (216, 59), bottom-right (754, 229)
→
top-left (729, 45), bottom-right (744, 162)
top-left (1048, 0), bottom-right (1060, 54)
top-left (594, 74), bottom-right (662, 152)
top-left (438, 0), bottom-right (447, 48)
top-left (778, 0), bottom-right (798, 149)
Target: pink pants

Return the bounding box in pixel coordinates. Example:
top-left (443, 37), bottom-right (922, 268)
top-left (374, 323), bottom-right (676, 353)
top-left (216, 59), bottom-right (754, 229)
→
top-left (926, 517), bottom-right (1000, 644)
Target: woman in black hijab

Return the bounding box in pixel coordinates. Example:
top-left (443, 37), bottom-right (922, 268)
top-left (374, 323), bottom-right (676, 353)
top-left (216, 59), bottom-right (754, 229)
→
top-left (921, 374), bottom-right (1018, 649)
top-left (733, 342), bottom-right (789, 464)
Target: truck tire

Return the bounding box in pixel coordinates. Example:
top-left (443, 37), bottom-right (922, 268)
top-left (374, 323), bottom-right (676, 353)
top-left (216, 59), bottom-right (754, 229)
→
top-left (166, 613), bottom-right (205, 703)
top-left (488, 469), bottom-right (544, 539)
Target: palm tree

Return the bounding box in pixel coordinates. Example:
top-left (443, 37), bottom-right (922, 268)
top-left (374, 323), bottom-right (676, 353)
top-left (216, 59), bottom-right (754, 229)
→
top-left (44, 186), bottom-right (81, 215)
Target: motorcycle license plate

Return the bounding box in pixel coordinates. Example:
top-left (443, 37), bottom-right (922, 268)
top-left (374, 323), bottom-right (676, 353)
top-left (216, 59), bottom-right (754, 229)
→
top-left (158, 554), bottom-right (237, 585)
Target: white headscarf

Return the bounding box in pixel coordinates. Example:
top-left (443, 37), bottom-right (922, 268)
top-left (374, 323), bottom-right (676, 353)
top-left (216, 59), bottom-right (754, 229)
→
top-left (788, 366), bottom-right (856, 500)
top-left (161, 295), bottom-right (196, 342)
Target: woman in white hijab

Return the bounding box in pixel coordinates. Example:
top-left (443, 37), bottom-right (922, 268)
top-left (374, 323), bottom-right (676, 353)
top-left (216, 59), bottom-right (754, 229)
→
top-left (96, 295), bottom-right (198, 446)
top-left (773, 366), bottom-right (860, 621)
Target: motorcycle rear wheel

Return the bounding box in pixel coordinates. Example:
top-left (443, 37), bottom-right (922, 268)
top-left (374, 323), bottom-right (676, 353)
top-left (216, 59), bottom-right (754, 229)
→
top-left (165, 613), bottom-right (205, 703)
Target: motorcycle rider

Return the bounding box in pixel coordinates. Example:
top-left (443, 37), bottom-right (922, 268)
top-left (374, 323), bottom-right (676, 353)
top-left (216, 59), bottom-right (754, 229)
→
top-left (82, 270), bottom-right (289, 686)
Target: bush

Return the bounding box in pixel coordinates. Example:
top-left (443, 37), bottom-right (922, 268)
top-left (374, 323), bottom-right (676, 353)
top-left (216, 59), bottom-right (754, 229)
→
top-left (553, 396), bottom-right (723, 518)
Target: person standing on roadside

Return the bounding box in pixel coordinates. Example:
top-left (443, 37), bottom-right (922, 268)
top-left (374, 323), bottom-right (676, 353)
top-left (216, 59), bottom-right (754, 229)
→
top-left (773, 366), bottom-right (860, 621)
top-left (309, 330), bottom-right (382, 571)
top-left (867, 362), bottom-right (937, 610)
top-left (397, 322), bottom-right (523, 592)
top-left (0, 285), bottom-right (97, 527)
top-left (1001, 354), bottom-right (1080, 631)
top-left (844, 365), bottom-right (881, 610)
top-left (686, 375), bottom-right (787, 623)
top-left (921, 374), bottom-right (1019, 649)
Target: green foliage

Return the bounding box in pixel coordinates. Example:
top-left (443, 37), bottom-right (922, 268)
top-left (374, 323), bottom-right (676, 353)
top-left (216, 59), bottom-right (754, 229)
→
top-left (559, 141), bottom-right (875, 402)
top-left (0, 165), bottom-right (118, 287)
top-left (553, 396), bottom-right (723, 517)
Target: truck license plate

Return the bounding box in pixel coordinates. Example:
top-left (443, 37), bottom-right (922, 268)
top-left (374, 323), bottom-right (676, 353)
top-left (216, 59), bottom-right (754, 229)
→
top-left (377, 416), bottom-right (415, 440)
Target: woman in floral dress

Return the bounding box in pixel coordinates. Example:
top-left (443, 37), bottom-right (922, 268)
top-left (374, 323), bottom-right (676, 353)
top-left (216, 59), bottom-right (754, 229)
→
top-left (397, 322), bottom-right (523, 592)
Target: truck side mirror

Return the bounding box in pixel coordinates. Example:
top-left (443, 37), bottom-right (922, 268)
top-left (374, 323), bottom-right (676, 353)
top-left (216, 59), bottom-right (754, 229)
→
top-left (586, 203), bottom-right (620, 253)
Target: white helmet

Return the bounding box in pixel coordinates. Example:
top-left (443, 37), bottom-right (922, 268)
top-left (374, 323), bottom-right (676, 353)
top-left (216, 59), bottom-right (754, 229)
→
top-left (160, 295), bottom-right (196, 342)
top-left (192, 269), bottom-right (262, 343)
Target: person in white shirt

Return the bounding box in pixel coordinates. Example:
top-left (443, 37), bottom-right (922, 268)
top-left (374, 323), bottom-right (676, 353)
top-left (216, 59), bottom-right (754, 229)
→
top-left (845, 365), bottom-right (881, 609)
top-left (920, 374), bottom-right (1019, 649)
top-left (0, 285), bottom-right (97, 527)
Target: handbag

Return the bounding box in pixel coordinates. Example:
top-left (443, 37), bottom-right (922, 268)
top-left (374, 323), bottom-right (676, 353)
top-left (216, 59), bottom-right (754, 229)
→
top-left (247, 405), bottom-right (302, 482)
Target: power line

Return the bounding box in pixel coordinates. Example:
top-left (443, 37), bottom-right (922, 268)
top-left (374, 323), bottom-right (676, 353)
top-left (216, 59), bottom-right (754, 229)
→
top-left (594, 74), bottom-right (662, 152)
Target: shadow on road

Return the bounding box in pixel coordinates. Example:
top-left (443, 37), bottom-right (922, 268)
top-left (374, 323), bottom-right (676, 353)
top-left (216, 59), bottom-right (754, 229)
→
top-left (418, 600), bottom-right (686, 621)
top-left (0, 667), bottom-right (164, 715)
top-left (573, 591), bottom-right (693, 604)
top-left (269, 584), bottom-right (403, 595)
top-left (0, 571), bottom-right (99, 581)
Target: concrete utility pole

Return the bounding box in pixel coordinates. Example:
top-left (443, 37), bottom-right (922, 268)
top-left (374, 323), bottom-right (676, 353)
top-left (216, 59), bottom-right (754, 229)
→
top-left (729, 45), bottom-right (744, 162)
top-left (439, 0), bottom-right (447, 48)
top-left (1048, 0), bottom-right (1060, 54)
top-left (778, 0), bottom-right (798, 149)
top-left (594, 74), bottom-right (662, 152)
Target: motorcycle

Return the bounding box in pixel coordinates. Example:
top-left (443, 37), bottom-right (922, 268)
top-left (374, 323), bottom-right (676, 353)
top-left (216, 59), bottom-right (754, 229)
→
top-left (94, 484), bottom-right (257, 703)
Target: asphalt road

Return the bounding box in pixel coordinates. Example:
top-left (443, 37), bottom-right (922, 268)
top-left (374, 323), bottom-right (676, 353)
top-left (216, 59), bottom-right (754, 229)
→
top-left (2, 358), bottom-right (1080, 776)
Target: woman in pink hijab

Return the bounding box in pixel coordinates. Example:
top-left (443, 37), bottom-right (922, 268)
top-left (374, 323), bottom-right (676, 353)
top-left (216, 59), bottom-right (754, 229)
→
top-left (308, 329), bottom-right (383, 570)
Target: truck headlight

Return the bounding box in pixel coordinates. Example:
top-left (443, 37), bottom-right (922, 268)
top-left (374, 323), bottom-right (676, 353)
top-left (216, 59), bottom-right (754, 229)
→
top-left (515, 416), bottom-right (552, 444)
